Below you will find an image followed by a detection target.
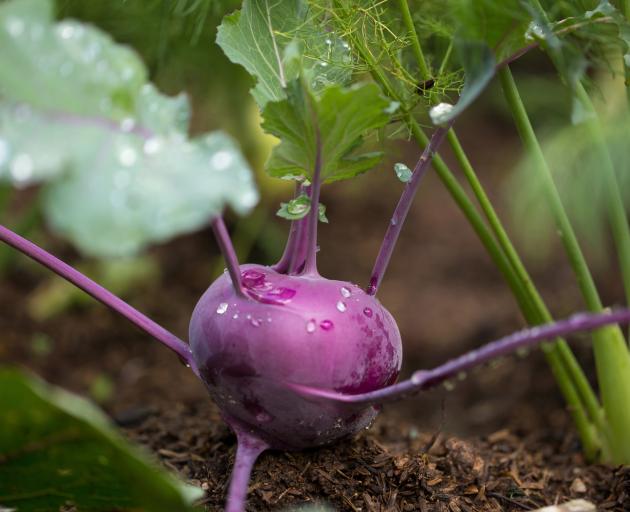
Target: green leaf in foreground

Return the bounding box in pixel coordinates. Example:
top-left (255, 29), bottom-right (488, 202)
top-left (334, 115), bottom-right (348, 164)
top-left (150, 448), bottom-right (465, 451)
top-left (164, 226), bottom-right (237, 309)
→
top-left (0, 368), bottom-right (202, 512)
top-left (216, 0), bottom-right (352, 107)
top-left (262, 81), bottom-right (392, 183)
top-left (0, 0), bottom-right (258, 258)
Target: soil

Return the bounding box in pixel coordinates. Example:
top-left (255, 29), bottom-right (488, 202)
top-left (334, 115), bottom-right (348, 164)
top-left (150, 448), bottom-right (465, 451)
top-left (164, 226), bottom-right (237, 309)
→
top-left (2, 112), bottom-right (629, 511)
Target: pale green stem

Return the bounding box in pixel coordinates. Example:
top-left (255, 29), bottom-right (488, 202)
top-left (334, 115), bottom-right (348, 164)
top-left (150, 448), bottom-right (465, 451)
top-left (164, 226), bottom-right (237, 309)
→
top-left (500, 66), bottom-right (630, 463)
top-left (447, 129), bottom-right (603, 432)
top-left (397, 0), bottom-right (430, 80)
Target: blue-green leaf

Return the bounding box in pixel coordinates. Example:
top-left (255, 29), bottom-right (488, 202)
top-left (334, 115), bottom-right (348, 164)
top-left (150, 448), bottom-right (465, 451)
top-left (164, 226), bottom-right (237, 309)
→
top-left (0, 0), bottom-right (258, 258)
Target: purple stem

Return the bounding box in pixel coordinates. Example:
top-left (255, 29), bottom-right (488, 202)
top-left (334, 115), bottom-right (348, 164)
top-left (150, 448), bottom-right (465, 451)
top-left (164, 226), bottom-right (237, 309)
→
top-left (0, 224), bottom-right (196, 371)
top-left (290, 308), bottom-right (630, 406)
top-left (211, 217), bottom-right (246, 298)
top-left (224, 425), bottom-right (269, 512)
top-left (367, 124), bottom-right (451, 295)
top-left (288, 216), bottom-right (308, 275)
top-left (273, 184), bottom-right (305, 274)
top-left (301, 129), bottom-right (323, 277)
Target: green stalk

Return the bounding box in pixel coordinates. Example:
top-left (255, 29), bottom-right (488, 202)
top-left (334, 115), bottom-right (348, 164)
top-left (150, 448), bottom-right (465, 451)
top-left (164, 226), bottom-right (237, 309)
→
top-left (332, 0), bottom-right (599, 455)
top-left (500, 66), bottom-right (630, 463)
top-left (447, 129), bottom-right (603, 430)
top-left (397, 0), bottom-right (431, 80)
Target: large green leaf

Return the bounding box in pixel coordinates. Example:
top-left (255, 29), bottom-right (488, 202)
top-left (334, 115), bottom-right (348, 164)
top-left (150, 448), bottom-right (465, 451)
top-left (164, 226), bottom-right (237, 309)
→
top-left (262, 80), bottom-right (392, 183)
top-left (0, 368), bottom-right (203, 512)
top-left (0, 0), bottom-right (258, 258)
top-left (216, 0), bottom-right (352, 107)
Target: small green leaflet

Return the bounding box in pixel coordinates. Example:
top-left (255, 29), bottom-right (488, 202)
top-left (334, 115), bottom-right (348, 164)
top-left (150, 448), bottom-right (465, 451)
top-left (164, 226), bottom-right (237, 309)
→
top-left (0, 368), bottom-right (202, 512)
top-left (277, 193), bottom-right (328, 222)
top-left (262, 80), bottom-right (393, 183)
top-left (393, 162), bottom-right (412, 183)
top-left (0, 0), bottom-right (258, 258)
top-left (217, 0), bottom-right (352, 107)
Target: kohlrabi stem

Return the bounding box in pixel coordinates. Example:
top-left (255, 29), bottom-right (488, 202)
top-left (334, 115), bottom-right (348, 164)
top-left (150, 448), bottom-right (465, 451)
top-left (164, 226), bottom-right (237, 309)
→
top-left (500, 66), bottom-right (630, 463)
top-left (397, 0), bottom-right (430, 81)
top-left (0, 224), bottom-right (196, 370)
top-left (224, 425), bottom-right (269, 512)
top-left (211, 216), bottom-right (246, 298)
top-left (301, 129), bottom-right (323, 277)
top-left (367, 124), bottom-right (450, 295)
top-left (292, 308), bottom-right (630, 406)
top-left (273, 184), bottom-right (304, 274)
top-left (288, 215), bottom-right (308, 275)
top-left (447, 128), bottom-right (603, 433)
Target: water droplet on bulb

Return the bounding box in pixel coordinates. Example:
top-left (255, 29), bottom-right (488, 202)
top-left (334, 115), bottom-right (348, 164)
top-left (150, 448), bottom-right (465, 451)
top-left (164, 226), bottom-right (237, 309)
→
top-left (340, 286), bottom-right (351, 298)
top-left (336, 301), bottom-right (347, 312)
top-left (363, 307), bottom-right (373, 318)
top-left (232, 313), bottom-right (239, 319)
top-left (306, 319), bottom-right (316, 333)
top-left (216, 302), bottom-right (228, 315)
top-left (320, 320), bottom-right (334, 331)
top-left (251, 318), bottom-right (261, 327)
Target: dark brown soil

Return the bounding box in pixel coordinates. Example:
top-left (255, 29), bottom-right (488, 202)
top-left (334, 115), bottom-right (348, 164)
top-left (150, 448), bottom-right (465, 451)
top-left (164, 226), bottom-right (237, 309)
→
top-left (2, 113), bottom-right (629, 510)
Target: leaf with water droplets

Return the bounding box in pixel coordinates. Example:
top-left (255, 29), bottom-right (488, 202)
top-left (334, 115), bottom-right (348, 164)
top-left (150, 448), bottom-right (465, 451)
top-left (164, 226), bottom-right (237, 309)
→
top-left (0, 0), bottom-right (258, 257)
top-left (276, 193), bottom-right (328, 223)
top-left (43, 132), bottom-right (257, 258)
top-left (216, 0), bottom-right (351, 108)
top-left (263, 80), bottom-right (391, 183)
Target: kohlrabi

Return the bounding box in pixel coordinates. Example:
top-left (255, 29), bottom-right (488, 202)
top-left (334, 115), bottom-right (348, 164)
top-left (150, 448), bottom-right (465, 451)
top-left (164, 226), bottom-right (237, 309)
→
top-left (3, 127), bottom-right (630, 510)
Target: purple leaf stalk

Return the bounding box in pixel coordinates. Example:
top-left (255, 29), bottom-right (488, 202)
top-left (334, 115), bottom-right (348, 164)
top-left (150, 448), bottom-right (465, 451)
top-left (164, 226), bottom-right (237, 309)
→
top-left (3, 127), bottom-right (630, 512)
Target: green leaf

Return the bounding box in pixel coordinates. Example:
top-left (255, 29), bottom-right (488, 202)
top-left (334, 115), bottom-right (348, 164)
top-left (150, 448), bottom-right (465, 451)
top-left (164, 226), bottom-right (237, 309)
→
top-left (0, 368), bottom-right (202, 512)
top-left (276, 193), bottom-right (328, 223)
top-left (262, 80), bottom-right (392, 183)
top-left (216, 0), bottom-right (352, 107)
top-left (43, 131), bottom-right (257, 258)
top-left (451, 0), bottom-right (530, 61)
top-left (277, 193), bottom-right (311, 220)
top-left (0, 0), bottom-right (258, 258)
top-left (318, 202), bottom-right (328, 223)
top-left (524, 1), bottom-right (630, 97)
